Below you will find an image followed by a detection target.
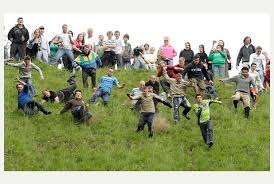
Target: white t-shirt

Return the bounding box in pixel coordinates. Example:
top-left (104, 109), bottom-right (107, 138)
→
top-left (114, 38), bottom-right (123, 54)
top-left (249, 70), bottom-right (263, 89)
top-left (86, 36), bottom-right (96, 49)
top-left (249, 53), bottom-right (266, 71)
top-left (104, 39), bottom-right (116, 52)
top-left (57, 33), bottom-right (72, 50)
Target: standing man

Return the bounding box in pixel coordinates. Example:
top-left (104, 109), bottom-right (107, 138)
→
top-left (220, 66), bottom-right (257, 119)
top-left (72, 45), bottom-right (102, 89)
top-left (102, 31), bottom-right (116, 67)
top-left (8, 17), bottom-right (29, 60)
top-left (249, 46), bottom-right (266, 83)
top-left (179, 42), bottom-right (194, 66)
top-left (159, 36), bottom-right (177, 66)
top-left (5, 56), bottom-right (44, 97)
top-left (36, 26), bottom-right (50, 63)
top-left (114, 30), bottom-right (123, 68)
top-left (91, 68), bottom-right (125, 105)
top-left (86, 28), bottom-right (96, 52)
top-left (95, 34), bottom-right (105, 60)
top-left (54, 24), bottom-right (75, 67)
top-left (236, 36), bottom-right (256, 69)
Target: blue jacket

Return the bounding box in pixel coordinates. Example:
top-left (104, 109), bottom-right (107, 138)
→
top-left (18, 83), bottom-right (31, 109)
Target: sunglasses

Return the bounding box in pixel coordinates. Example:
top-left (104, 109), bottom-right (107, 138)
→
top-left (39, 27), bottom-right (44, 30)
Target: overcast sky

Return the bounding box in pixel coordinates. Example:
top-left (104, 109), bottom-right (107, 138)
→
top-left (4, 13), bottom-right (270, 76)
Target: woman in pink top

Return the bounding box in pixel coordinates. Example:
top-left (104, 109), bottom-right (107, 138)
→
top-left (73, 33), bottom-right (85, 57)
top-left (159, 36), bottom-right (177, 66)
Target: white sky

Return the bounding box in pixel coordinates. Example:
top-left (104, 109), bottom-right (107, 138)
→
top-left (4, 13), bottom-right (271, 76)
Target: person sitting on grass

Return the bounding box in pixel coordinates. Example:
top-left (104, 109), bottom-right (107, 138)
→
top-left (220, 66), bottom-right (257, 120)
top-left (60, 90), bottom-right (92, 123)
top-left (127, 86), bottom-right (165, 138)
top-left (16, 78), bottom-right (51, 116)
top-left (91, 68), bottom-right (125, 105)
top-left (193, 94), bottom-right (222, 148)
top-left (41, 75), bottom-right (77, 103)
top-left (5, 56), bottom-right (44, 97)
top-left (163, 68), bottom-right (191, 124)
top-left (72, 44), bottom-right (102, 90)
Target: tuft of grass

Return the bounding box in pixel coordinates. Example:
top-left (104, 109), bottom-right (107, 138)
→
top-left (4, 60), bottom-right (270, 171)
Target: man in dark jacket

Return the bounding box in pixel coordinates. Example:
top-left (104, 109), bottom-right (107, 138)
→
top-left (60, 90), bottom-right (92, 123)
top-left (8, 17), bottom-right (29, 60)
top-left (182, 54), bottom-right (213, 96)
top-left (179, 42), bottom-right (194, 66)
top-left (236, 36), bottom-right (256, 69)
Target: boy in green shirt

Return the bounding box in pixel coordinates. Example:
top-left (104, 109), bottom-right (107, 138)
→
top-left (193, 94), bottom-right (222, 148)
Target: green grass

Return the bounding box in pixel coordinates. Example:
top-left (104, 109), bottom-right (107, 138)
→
top-left (4, 60), bottom-right (270, 171)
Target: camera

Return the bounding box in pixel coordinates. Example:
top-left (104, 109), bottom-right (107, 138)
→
top-left (133, 47), bottom-right (143, 56)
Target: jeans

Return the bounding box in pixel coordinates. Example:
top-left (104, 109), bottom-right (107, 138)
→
top-left (91, 88), bottom-right (110, 105)
top-left (166, 59), bottom-right (173, 66)
top-left (23, 100), bottom-right (49, 116)
top-left (160, 79), bottom-right (170, 94)
top-left (82, 68), bottom-right (97, 88)
top-left (20, 78), bottom-right (36, 97)
top-left (199, 120), bottom-right (213, 145)
top-left (173, 96), bottom-right (191, 121)
top-left (212, 65), bottom-right (225, 78)
top-left (72, 106), bottom-right (92, 122)
top-left (116, 54), bottom-right (123, 68)
top-left (256, 69), bottom-right (264, 84)
top-left (10, 42), bottom-right (27, 60)
top-left (54, 47), bottom-right (74, 66)
top-left (36, 50), bottom-right (49, 63)
top-left (137, 112), bottom-right (154, 136)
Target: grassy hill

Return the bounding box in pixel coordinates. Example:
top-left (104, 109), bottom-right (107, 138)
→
top-left (4, 60), bottom-right (270, 171)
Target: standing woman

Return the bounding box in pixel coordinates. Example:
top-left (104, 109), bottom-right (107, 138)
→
top-left (208, 44), bottom-right (227, 79)
top-left (26, 29), bottom-right (41, 58)
top-left (36, 26), bottom-right (50, 63)
top-left (218, 40), bottom-right (231, 77)
top-left (73, 33), bottom-right (85, 58)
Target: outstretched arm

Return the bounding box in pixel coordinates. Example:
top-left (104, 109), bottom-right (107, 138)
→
top-left (60, 102), bottom-right (72, 114)
top-left (32, 63), bottom-right (44, 80)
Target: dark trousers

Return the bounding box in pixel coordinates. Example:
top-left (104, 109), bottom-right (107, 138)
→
top-left (72, 106), bottom-right (92, 122)
top-left (116, 54), bottom-right (122, 68)
top-left (173, 96), bottom-right (191, 121)
top-left (10, 42), bottom-right (27, 60)
top-left (82, 68), bottom-right (96, 88)
top-left (102, 51), bottom-right (116, 67)
top-left (22, 100), bottom-right (49, 116)
top-left (199, 120), bottom-right (213, 145)
top-left (91, 88), bottom-right (110, 105)
top-left (160, 79), bottom-right (170, 94)
top-left (137, 112), bottom-right (154, 136)
top-left (61, 83), bottom-right (77, 102)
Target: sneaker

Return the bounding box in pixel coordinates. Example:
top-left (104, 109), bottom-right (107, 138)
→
top-left (208, 142), bottom-right (213, 148)
top-left (183, 114), bottom-right (190, 120)
top-left (148, 132), bottom-right (153, 138)
top-left (45, 111), bottom-right (52, 115)
top-left (174, 120), bottom-right (179, 124)
top-left (234, 108), bottom-right (237, 113)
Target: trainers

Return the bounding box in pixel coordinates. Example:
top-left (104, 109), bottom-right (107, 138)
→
top-left (174, 120), bottom-right (179, 124)
top-left (208, 142), bottom-right (213, 148)
top-left (148, 132), bottom-right (153, 138)
top-left (183, 114), bottom-right (190, 120)
top-left (45, 111), bottom-right (52, 115)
